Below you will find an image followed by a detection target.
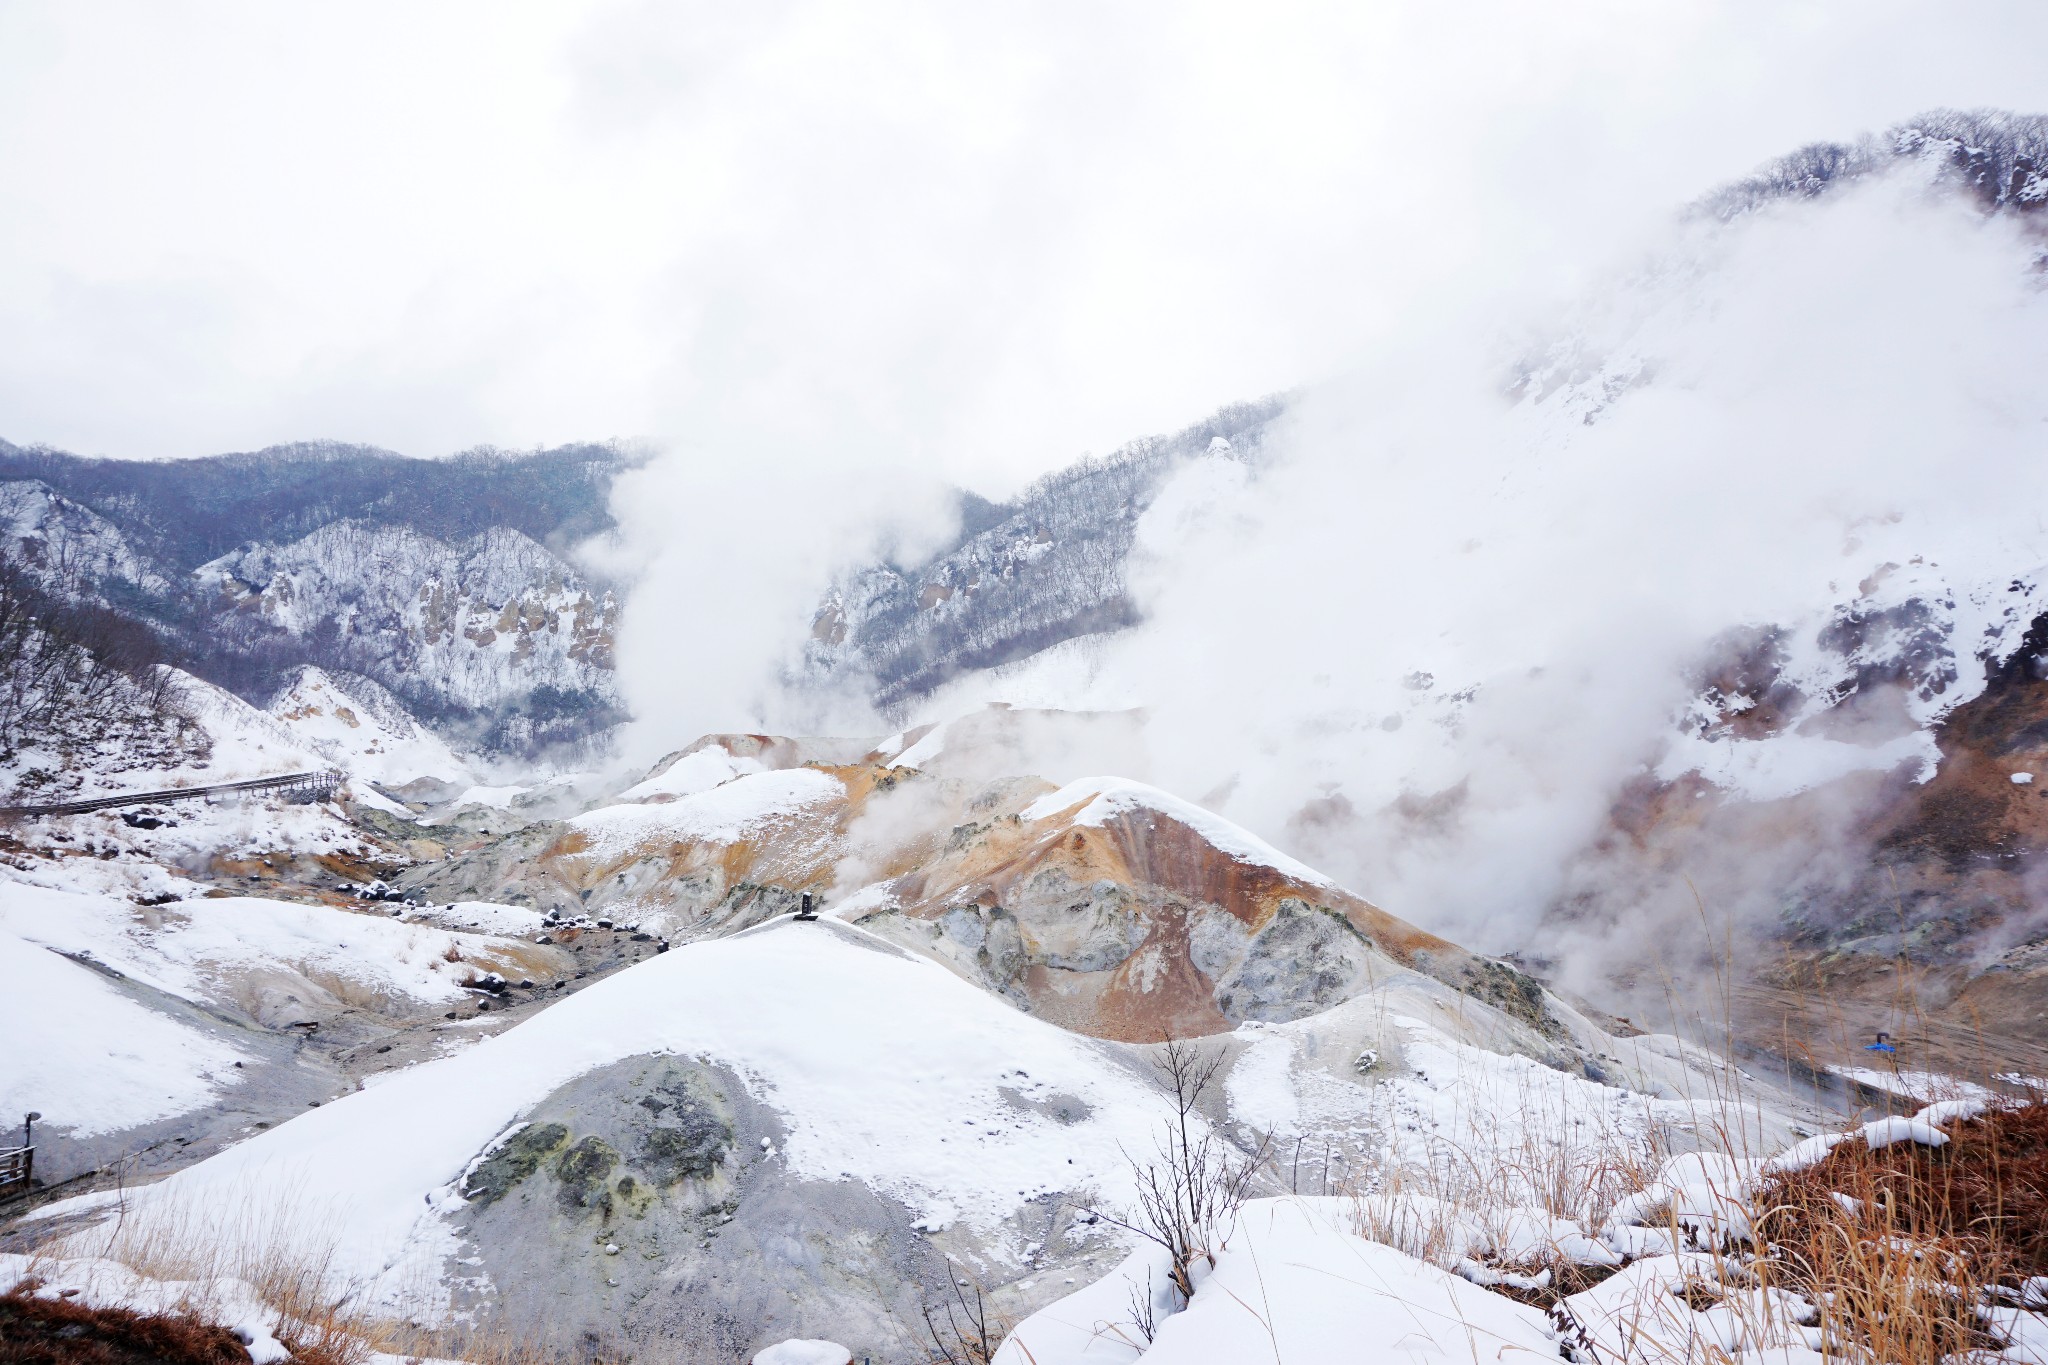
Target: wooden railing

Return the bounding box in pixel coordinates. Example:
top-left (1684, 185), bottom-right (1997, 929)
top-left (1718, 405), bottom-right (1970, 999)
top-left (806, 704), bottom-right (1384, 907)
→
top-left (0, 770), bottom-right (343, 820)
top-left (0, 1144), bottom-right (32, 1198)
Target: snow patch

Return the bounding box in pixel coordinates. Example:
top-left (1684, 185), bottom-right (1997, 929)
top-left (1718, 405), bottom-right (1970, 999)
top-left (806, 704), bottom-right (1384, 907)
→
top-left (617, 745), bottom-right (765, 802)
top-left (568, 768), bottom-right (845, 857)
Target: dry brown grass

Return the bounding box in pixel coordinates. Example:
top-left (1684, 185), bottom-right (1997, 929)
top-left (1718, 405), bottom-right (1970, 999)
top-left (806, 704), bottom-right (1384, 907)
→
top-left (0, 1285), bottom-right (256, 1365)
top-left (1748, 1098), bottom-right (2048, 1362)
top-left (15, 1187), bottom-right (379, 1365)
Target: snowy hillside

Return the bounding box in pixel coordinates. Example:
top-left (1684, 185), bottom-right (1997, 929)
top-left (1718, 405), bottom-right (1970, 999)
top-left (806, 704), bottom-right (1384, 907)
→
top-left (198, 523), bottom-right (617, 728)
top-left (802, 400), bottom-right (1283, 710)
top-left (22, 907), bottom-right (1817, 1362)
top-left (5, 702), bottom-right (2038, 1364)
top-left (266, 665), bottom-right (474, 789)
top-left (0, 442), bottom-right (626, 762)
top-left (0, 479), bottom-right (169, 597)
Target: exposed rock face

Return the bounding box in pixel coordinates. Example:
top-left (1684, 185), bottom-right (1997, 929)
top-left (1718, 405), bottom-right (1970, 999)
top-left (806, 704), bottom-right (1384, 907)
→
top-left (1546, 607), bottom-right (2048, 1050)
top-left (0, 442), bottom-right (625, 761)
top-left (403, 762), bottom-right (873, 935)
top-left (852, 777), bottom-right (1486, 1042)
top-left (199, 523), bottom-right (618, 726)
top-left (401, 725), bottom-right (1533, 1045)
top-left (451, 1053), bottom-right (1069, 1363)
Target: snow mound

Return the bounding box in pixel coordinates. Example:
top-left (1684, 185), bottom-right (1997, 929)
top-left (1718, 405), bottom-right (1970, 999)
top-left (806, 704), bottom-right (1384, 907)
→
top-left (617, 743), bottom-right (766, 803)
top-left (753, 1342), bottom-right (853, 1365)
top-left (998, 1198), bottom-right (1556, 1365)
top-left (55, 922), bottom-right (1183, 1311)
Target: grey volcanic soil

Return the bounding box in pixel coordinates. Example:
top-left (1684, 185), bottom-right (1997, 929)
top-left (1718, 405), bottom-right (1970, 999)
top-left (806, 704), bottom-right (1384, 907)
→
top-left (448, 1053), bottom-right (1122, 1364)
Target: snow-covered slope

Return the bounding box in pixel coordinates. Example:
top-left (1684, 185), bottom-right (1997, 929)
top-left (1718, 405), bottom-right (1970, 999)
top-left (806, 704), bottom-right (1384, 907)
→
top-left (1, 665), bottom-right (331, 805)
top-left (197, 522), bottom-right (617, 723)
top-left (35, 913), bottom-right (1808, 1362)
top-left (267, 665), bottom-right (473, 789)
top-left (0, 876), bottom-right (572, 1180)
top-left (0, 924), bottom-right (251, 1140)
top-left (0, 479), bottom-right (169, 596)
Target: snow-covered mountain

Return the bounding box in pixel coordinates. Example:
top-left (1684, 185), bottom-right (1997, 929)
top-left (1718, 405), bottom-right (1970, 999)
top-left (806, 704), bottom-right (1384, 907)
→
top-left (9, 109), bottom-right (2048, 1365)
top-left (781, 109), bottom-right (2048, 1047)
top-left (807, 111), bottom-right (2046, 724)
top-left (0, 441), bottom-right (627, 763)
top-left (198, 521), bottom-right (618, 731)
top-left (801, 399), bottom-right (1283, 710)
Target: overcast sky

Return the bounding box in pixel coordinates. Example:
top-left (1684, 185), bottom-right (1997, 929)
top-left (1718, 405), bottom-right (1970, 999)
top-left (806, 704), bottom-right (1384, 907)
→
top-left (3, 1), bottom-right (2045, 491)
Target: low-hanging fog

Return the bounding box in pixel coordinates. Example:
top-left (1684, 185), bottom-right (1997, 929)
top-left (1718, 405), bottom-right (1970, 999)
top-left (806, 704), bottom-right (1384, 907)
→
top-left (1040, 171), bottom-right (2048, 971)
top-left (9, 3), bottom-right (2048, 972)
top-left (583, 8), bottom-right (2048, 971)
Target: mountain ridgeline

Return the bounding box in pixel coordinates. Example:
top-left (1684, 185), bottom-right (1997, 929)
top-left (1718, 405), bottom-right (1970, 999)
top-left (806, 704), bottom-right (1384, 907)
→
top-left (802, 396), bottom-right (1286, 711)
top-left (0, 440), bottom-right (628, 760)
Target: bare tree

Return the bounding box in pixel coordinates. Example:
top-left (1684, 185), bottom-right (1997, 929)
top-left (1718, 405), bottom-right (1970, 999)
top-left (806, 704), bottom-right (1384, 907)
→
top-left (1087, 1037), bottom-right (1271, 1313)
top-left (0, 550), bottom-right (185, 758)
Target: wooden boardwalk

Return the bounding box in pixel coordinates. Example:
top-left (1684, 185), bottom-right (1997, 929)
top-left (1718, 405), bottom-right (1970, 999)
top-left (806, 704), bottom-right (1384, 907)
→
top-left (0, 770), bottom-right (343, 820)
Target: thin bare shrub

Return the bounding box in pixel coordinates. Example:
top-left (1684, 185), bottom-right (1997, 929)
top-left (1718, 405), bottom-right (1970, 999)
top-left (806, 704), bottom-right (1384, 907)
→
top-left (1084, 1038), bottom-right (1270, 1311)
top-left (920, 1259), bottom-right (1015, 1365)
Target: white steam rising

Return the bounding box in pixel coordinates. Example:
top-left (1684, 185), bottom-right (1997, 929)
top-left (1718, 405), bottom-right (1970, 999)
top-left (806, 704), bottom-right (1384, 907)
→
top-left (915, 169), bottom-right (2048, 966)
top-left (589, 2), bottom-right (2048, 756)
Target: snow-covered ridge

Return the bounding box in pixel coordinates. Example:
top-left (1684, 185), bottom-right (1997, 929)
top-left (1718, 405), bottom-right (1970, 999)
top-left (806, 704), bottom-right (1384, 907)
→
top-left (0, 478), bottom-right (169, 595)
top-left (802, 400), bottom-right (1284, 712)
top-left (0, 440), bottom-right (625, 761)
top-left (1021, 775), bottom-right (1335, 890)
top-left (1697, 107), bottom-right (2048, 222)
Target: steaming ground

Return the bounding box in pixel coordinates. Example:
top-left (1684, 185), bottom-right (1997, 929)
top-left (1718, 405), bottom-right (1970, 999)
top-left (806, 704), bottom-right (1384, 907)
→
top-left (824, 148), bottom-right (2048, 1011)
